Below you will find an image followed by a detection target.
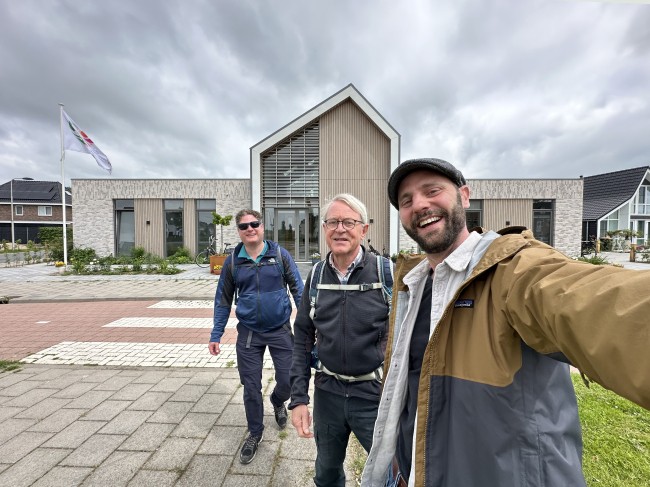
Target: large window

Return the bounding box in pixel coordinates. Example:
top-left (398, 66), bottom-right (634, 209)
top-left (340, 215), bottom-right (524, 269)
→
top-left (38, 206), bottom-right (52, 216)
top-left (634, 186), bottom-right (650, 215)
top-left (164, 199), bottom-right (184, 257)
top-left (599, 209), bottom-right (619, 237)
top-left (196, 199), bottom-right (215, 255)
top-left (115, 199), bottom-right (135, 257)
top-left (466, 200), bottom-right (482, 229)
top-left (533, 200), bottom-right (554, 246)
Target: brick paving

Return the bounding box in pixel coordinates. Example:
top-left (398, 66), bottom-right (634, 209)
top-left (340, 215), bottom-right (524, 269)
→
top-left (0, 261), bottom-right (363, 486)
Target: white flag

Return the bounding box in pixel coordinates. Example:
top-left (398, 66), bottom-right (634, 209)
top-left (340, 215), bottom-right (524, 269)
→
top-left (61, 109), bottom-right (112, 174)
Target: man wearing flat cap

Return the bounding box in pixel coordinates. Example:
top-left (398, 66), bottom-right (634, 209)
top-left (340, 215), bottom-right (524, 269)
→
top-left (362, 158), bottom-right (650, 487)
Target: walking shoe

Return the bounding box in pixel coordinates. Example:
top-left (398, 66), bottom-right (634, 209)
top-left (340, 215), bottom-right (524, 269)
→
top-left (239, 433), bottom-right (263, 464)
top-left (272, 401), bottom-right (288, 429)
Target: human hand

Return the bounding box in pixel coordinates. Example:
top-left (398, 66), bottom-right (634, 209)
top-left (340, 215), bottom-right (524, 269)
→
top-left (208, 342), bottom-right (221, 355)
top-left (291, 404), bottom-right (314, 438)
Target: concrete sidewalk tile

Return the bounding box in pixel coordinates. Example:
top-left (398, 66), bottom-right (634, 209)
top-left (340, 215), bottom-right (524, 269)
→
top-left (64, 390), bottom-right (115, 409)
top-left (143, 437), bottom-right (202, 470)
top-left (175, 454), bottom-right (230, 487)
top-left (185, 370), bottom-right (221, 385)
top-left (0, 447), bottom-right (72, 487)
top-left (110, 383), bottom-right (154, 401)
top-left (198, 425), bottom-right (247, 455)
top-left (221, 474), bottom-right (270, 487)
top-left (43, 420), bottom-right (105, 449)
top-left (279, 429), bottom-right (318, 460)
top-left (93, 375), bottom-right (136, 391)
top-left (118, 423), bottom-right (175, 451)
top-left (272, 458), bottom-right (317, 486)
top-left (0, 418), bottom-right (37, 444)
top-left (0, 405), bottom-right (24, 422)
top-left (169, 384), bottom-right (209, 402)
top-left (171, 412), bottom-right (219, 439)
top-left (216, 403), bottom-right (248, 427)
top-left (81, 450), bottom-right (150, 487)
top-left (0, 431), bottom-right (53, 463)
top-left (15, 397), bottom-right (71, 420)
top-left (3, 387), bottom-right (58, 408)
top-left (28, 408), bottom-right (88, 433)
top-left (127, 391), bottom-right (173, 411)
top-left (0, 372), bottom-right (37, 388)
top-left (99, 410), bottom-right (152, 435)
top-left (191, 392), bottom-right (230, 414)
top-left (52, 382), bottom-right (97, 399)
top-left (31, 465), bottom-right (93, 487)
top-left (150, 376), bottom-right (189, 392)
top-left (81, 400), bottom-right (131, 421)
top-left (147, 401), bottom-right (193, 424)
top-left (126, 469), bottom-right (179, 487)
top-left (77, 369), bottom-right (121, 383)
top-left (0, 379), bottom-right (42, 397)
top-left (207, 378), bottom-right (241, 395)
top-left (59, 433), bottom-right (128, 467)
top-left (131, 371), bottom-right (172, 384)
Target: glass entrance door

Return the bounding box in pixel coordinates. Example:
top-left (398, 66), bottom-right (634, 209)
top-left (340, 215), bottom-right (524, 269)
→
top-left (264, 208), bottom-right (319, 261)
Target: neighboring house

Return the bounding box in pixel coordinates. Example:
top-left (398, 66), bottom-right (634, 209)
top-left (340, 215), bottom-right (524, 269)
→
top-left (0, 179), bottom-right (72, 244)
top-left (73, 84), bottom-right (583, 260)
top-left (582, 166), bottom-right (650, 244)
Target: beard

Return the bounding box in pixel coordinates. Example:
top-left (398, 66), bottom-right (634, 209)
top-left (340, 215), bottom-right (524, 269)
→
top-left (404, 192), bottom-right (467, 254)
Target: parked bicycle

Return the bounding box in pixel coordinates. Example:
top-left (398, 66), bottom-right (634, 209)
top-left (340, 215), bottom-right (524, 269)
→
top-left (195, 237), bottom-right (234, 268)
top-left (195, 235), bottom-right (217, 268)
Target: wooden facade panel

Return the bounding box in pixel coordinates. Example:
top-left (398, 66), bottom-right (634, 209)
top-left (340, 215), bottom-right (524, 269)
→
top-left (319, 100), bottom-right (391, 253)
top-left (135, 199), bottom-right (164, 256)
top-left (483, 199), bottom-right (533, 231)
top-left (184, 198), bottom-right (197, 254)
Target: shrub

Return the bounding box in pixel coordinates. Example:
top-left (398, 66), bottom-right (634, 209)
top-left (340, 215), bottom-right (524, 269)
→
top-left (69, 247), bottom-right (97, 264)
top-left (130, 246), bottom-right (146, 260)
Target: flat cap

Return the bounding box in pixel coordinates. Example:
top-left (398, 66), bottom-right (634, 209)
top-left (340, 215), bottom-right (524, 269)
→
top-left (387, 158), bottom-right (466, 209)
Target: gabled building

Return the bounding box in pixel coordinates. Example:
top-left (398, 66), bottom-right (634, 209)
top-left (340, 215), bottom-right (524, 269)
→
top-left (0, 179), bottom-right (72, 244)
top-left (582, 166), bottom-right (650, 244)
top-left (72, 84), bottom-right (583, 260)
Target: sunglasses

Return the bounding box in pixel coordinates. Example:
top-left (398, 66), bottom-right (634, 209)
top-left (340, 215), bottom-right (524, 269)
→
top-left (237, 220), bottom-right (262, 231)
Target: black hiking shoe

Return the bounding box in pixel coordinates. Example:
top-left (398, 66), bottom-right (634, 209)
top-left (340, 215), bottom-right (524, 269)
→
top-left (272, 401), bottom-right (288, 429)
top-left (240, 433), bottom-right (263, 464)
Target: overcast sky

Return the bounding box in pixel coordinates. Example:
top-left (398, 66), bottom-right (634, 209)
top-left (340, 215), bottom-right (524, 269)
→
top-left (1, 0), bottom-right (649, 186)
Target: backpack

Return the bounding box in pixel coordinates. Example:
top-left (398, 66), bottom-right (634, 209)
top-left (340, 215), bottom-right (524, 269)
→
top-left (308, 254), bottom-right (393, 320)
top-left (231, 244), bottom-right (288, 305)
top-left (309, 253), bottom-right (393, 375)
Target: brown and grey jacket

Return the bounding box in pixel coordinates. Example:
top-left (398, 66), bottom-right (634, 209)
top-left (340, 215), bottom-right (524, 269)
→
top-left (362, 228), bottom-right (650, 487)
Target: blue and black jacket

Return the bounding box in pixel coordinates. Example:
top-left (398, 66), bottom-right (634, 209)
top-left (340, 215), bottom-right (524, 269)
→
top-left (211, 240), bottom-right (303, 342)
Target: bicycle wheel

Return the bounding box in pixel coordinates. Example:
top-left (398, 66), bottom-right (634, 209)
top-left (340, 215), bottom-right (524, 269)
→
top-left (195, 250), bottom-right (211, 268)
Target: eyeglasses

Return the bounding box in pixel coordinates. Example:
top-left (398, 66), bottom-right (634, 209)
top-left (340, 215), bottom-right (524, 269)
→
top-left (237, 221), bottom-right (262, 231)
top-left (323, 218), bottom-right (364, 230)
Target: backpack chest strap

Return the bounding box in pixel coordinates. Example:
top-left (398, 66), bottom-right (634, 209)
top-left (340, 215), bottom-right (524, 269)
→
top-left (315, 282), bottom-right (383, 292)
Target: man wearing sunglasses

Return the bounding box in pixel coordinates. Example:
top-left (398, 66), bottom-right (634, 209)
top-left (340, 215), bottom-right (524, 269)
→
top-left (209, 209), bottom-right (304, 465)
top-left (289, 194), bottom-right (393, 487)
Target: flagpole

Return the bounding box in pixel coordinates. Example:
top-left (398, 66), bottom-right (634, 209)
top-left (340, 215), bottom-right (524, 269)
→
top-left (59, 103), bottom-right (68, 267)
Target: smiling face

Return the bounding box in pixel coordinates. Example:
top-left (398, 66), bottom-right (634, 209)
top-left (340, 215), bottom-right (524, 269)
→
top-left (237, 213), bottom-right (264, 248)
top-left (324, 200), bottom-right (368, 264)
top-left (397, 169), bottom-right (471, 256)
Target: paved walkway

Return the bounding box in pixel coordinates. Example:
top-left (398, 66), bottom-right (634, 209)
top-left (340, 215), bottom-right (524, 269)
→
top-left (0, 251), bottom-right (646, 486)
top-left (0, 261), bottom-right (360, 487)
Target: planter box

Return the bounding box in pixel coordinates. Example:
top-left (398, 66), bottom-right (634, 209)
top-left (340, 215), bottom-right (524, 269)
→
top-left (210, 254), bottom-right (227, 275)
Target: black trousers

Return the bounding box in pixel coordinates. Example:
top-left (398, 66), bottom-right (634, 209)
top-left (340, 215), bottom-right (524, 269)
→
top-left (313, 386), bottom-right (379, 487)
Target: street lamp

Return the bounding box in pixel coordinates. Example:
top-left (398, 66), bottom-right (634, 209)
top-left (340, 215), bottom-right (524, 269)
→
top-left (10, 177), bottom-right (34, 250)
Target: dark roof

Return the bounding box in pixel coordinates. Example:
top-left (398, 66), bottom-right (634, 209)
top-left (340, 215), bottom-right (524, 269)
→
top-left (582, 166), bottom-right (649, 220)
top-left (0, 180), bottom-right (72, 205)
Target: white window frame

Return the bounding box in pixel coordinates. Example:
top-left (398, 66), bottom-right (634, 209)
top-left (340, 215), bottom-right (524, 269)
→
top-left (38, 206), bottom-right (52, 216)
top-left (15, 205), bottom-right (23, 216)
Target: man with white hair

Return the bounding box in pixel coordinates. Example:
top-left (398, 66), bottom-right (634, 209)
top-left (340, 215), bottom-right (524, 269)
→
top-left (290, 193), bottom-right (393, 487)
